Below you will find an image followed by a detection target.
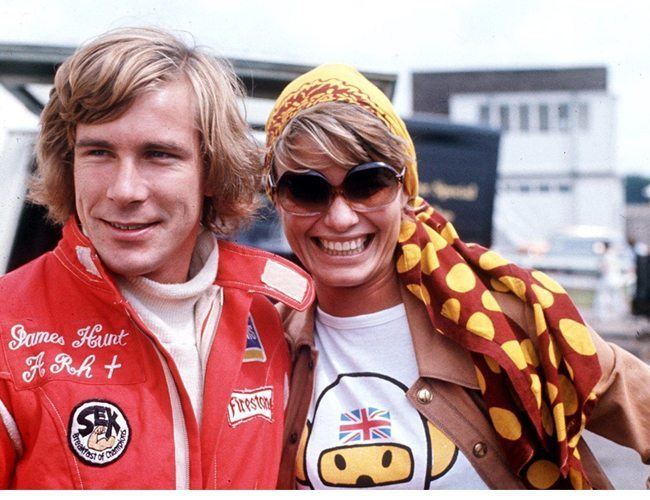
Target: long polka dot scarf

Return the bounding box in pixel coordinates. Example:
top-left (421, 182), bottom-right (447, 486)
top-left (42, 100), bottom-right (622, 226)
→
top-left (266, 64), bottom-right (602, 489)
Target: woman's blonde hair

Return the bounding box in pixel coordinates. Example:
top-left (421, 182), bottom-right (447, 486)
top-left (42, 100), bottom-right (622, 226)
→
top-left (269, 101), bottom-right (413, 174)
top-left (31, 27), bottom-right (260, 235)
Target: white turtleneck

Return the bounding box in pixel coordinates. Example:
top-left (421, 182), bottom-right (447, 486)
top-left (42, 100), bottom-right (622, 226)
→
top-left (116, 230), bottom-right (221, 423)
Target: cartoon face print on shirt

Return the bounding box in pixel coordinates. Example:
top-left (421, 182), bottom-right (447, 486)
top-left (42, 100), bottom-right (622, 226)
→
top-left (296, 373), bottom-right (458, 489)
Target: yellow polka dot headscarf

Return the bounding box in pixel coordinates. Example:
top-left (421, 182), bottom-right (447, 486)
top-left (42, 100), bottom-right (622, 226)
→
top-left (266, 64), bottom-right (602, 490)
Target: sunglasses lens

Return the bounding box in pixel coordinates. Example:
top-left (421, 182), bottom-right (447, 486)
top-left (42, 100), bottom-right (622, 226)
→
top-left (344, 166), bottom-right (400, 208)
top-left (277, 172), bottom-right (331, 214)
top-left (274, 164), bottom-right (402, 215)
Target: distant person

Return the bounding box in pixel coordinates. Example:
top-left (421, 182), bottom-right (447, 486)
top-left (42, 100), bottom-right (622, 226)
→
top-left (264, 64), bottom-right (650, 489)
top-left (0, 28), bottom-right (313, 489)
top-left (593, 241), bottom-right (628, 320)
top-left (631, 240), bottom-right (650, 317)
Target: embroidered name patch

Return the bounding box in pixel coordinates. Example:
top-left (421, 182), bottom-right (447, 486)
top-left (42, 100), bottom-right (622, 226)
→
top-left (1, 322), bottom-right (145, 388)
top-left (243, 316), bottom-right (266, 363)
top-left (227, 387), bottom-right (273, 427)
top-left (68, 399), bottom-right (131, 466)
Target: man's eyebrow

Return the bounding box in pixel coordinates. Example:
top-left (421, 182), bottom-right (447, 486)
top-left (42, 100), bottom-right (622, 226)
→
top-left (75, 138), bottom-right (113, 149)
top-left (74, 139), bottom-right (191, 153)
top-left (142, 141), bottom-right (190, 153)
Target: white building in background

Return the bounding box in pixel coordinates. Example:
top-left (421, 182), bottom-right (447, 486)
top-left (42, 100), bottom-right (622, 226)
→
top-left (412, 67), bottom-right (625, 249)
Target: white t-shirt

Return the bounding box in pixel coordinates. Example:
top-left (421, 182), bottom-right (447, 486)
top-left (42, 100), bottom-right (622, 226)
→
top-left (297, 304), bottom-right (488, 490)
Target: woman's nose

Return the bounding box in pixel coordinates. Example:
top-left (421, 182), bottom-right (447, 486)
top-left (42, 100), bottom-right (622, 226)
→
top-left (322, 194), bottom-right (359, 231)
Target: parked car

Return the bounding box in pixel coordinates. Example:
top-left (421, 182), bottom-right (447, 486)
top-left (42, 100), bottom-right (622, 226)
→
top-left (497, 225), bottom-right (636, 308)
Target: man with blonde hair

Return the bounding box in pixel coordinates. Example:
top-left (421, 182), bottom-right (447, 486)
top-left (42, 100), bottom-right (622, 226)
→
top-left (0, 27), bottom-right (313, 489)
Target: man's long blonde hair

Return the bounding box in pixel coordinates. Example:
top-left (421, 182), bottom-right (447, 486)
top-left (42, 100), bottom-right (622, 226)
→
top-left (31, 27), bottom-right (260, 235)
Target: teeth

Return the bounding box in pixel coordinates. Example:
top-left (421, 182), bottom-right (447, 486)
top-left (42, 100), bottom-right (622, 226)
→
top-left (110, 222), bottom-right (148, 230)
top-left (319, 237), bottom-right (367, 256)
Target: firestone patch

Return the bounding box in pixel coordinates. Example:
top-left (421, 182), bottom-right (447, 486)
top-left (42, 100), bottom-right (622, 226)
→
top-left (227, 387), bottom-right (274, 427)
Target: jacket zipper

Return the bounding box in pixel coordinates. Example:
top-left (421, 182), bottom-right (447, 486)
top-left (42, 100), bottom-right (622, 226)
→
top-left (198, 287), bottom-right (224, 486)
top-left (125, 309), bottom-right (191, 489)
top-left (200, 288), bottom-right (224, 380)
top-left (89, 252), bottom-right (192, 488)
top-left (153, 347), bottom-right (190, 489)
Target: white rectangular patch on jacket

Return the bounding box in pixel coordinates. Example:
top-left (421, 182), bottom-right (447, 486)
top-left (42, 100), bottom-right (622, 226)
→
top-left (227, 387), bottom-right (273, 427)
top-left (261, 260), bottom-right (308, 302)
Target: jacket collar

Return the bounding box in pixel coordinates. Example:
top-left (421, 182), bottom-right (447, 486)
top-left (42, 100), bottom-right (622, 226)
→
top-left (399, 284), bottom-right (479, 390)
top-left (215, 240), bottom-right (314, 310)
top-left (281, 285), bottom-right (479, 390)
top-left (55, 217), bottom-right (116, 292)
top-left (279, 302), bottom-right (316, 361)
top-left (55, 218), bottom-right (315, 311)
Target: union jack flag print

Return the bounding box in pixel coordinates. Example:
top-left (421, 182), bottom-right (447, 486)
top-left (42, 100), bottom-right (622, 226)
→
top-left (339, 407), bottom-right (391, 443)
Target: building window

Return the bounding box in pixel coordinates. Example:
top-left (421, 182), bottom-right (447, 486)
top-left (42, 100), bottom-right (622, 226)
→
top-left (499, 105), bottom-right (510, 131)
top-left (559, 184), bottom-right (571, 193)
top-left (519, 104), bottom-right (529, 131)
top-left (479, 105), bottom-right (490, 126)
top-left (539, 104), bottom-right (549, 131)
top-left (578, 103), bottom-right (589, 130)
top-left (540, 184), bottom-right (550, 192)
top-left (520, 184), bottom-right (530, 192)
top-left (558, 103), bottom-right (569, 131)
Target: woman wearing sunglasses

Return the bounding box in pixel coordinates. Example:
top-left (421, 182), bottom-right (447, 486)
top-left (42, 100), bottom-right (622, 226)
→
top-left (264, 64), bottom-right (649, 490)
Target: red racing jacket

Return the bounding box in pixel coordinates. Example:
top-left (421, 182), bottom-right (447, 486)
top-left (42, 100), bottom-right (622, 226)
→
top-left (0, 219), bottom-right (314, 489)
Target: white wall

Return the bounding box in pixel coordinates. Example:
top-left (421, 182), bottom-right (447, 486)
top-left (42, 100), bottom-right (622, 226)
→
top-left (494, 183), bottom-right (574, 245)
top-left (573, 177), bottom-right (626, 234)
top-left (449, 88), bottom-right (624, 247)
top-left (450, 90), bottom-right (616, 175)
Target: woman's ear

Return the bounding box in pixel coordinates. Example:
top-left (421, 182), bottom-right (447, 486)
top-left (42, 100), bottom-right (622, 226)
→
top-left (400, 192), bottom-right (417, 221)
top-left (399, 188), bottom-right (410, 207)
top-left (400, 188), bottom-right (416, 211)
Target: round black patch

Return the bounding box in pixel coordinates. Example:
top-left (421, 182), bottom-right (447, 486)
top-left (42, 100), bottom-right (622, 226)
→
top-left (67, 399), bottom-right (131, 467)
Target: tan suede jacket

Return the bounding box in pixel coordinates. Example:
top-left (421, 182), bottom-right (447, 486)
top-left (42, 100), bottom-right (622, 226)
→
top-left (277, 286), bottom-right (650, 489)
